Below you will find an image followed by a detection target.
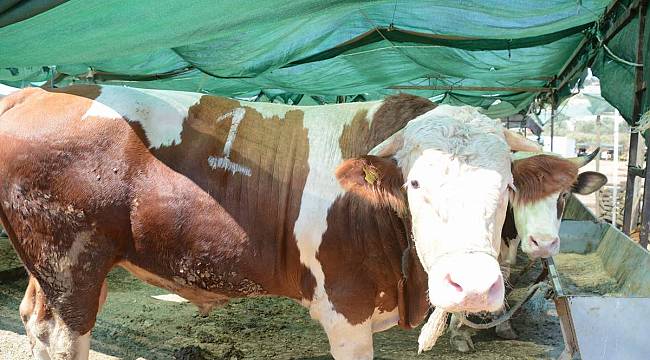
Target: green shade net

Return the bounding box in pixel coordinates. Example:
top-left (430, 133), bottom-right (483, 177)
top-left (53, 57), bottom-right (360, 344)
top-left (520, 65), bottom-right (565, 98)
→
top-left (0, 0), bottom-right (612, 116)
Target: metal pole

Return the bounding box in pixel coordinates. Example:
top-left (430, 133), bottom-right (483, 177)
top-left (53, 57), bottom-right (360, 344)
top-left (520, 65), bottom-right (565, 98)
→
top-left (623, 0), bottom-right (648, 235)
top-left (550, 104), bottom-right (556, 152)
top-left (596, 115), bottom-right (602, 218)
top-left (613, 111), bottom-right (621, 228)
top-left (387, 85), bottom-right (554, 93)
top-left (623, 132), bottom-right (643, 233)
top-left (636, 0), bottom-right (650, 248)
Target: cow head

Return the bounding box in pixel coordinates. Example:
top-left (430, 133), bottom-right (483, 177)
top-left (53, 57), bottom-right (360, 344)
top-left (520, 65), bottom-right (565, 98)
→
top-left (511, 148), bottom-right (607, 258)
top-left (364, 105), bottom-right (512, 314)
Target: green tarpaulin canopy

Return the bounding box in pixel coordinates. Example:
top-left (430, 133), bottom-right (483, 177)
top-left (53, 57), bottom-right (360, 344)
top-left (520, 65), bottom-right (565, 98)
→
top-left (0, 1), bottom-right (641, 120)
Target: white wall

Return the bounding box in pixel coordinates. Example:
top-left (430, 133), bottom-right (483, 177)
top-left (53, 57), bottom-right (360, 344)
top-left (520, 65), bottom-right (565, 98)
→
top-left (541, 136), bottom-right (576, 157)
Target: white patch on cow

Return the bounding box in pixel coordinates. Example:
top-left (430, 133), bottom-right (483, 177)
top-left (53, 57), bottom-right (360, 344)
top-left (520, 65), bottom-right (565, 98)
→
top-left (364, 101), bottom-right (383, 126)
top-left (316, 303), bottom-right (374, 359)
top-left (371, 307), bottom-right (399, 333)
top-left (218, 108), bottom-right (246, 156)
top-left (207, 108), bottom-right (252, 176)
top-left (290, 103), bottom-right (382, 357)
top-left (240, 99), bottom-right (382, 121)
top-left (514, 191), bottom-right (562, 256)
top-left (379, 291), bottom-right (386, 298)
top-left (239, 101), bottom-right (292, 119)
top-left (207, 156), bottom-right (252, 176)
top-left (23, 306), bottom-right (90, 360)
top-left (82, 100), bottom-right (122, 120)
top-left (151, 294), bottom-right (189, 303)
top-left (89, 86), bottom-right (202, 148)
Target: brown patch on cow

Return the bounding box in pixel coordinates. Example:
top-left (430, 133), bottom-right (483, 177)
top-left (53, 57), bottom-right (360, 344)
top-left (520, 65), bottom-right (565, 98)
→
top-left (512, 155), bottom-right (579, 204)
top-left (320, 155), bottom-right (428, 326)
top-left (151, 95), bottom-right (315, 300)
top-left (338, 93), bottom-right (436, 158)
top-left (46, 84), bottom-right (101, 100)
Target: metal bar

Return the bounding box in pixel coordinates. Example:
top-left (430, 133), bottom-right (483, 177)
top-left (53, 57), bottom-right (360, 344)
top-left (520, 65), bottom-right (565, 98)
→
top-left (613, 112), bottom-right (621, 228)
top-left (596, 115), bottom-right (602, 219)
top-left (550, 102), bottom-right (556, 152)
top-left (640, 152), bottom-right (650, 248)
top-left (624, 0), bottom-right (648, 234)
top-left (387, 85), bottom-right (554, 93)
top-left (545, 258), bottom-right (581, 359)
top-left (625, 0), bottom-right (650, 249)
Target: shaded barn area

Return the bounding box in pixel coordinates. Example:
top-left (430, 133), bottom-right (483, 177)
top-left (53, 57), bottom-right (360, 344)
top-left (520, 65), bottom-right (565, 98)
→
top-left (2, 1), bottom-right (650, 359)
top-left (0, 236), bottom-right (564, 359)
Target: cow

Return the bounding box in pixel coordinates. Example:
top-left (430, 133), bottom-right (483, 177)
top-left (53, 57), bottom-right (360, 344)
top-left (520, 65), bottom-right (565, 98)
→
top-left (449, 149), bottom-right (607, 352)
top-left (0, 86), bottom-right (526, 359)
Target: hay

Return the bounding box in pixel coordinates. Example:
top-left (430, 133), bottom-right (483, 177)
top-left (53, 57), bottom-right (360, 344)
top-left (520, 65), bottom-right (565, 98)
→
top-left (553, 252), bottom-right (621, 296)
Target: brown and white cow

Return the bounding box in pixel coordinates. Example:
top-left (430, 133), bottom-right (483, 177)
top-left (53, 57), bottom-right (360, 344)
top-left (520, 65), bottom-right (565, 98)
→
top-left (508, 149), bottom-right (607, 258)
top-left (449, 148), bottom-right (607, 352)
top-left (0, 86), bottom-right (521, 359)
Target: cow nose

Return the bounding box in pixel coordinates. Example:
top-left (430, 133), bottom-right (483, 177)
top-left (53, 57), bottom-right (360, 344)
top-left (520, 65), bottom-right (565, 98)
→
top-left (441, 269), bottom-right (504, 312)
top-left (528, 235), bottom-right (560, 258)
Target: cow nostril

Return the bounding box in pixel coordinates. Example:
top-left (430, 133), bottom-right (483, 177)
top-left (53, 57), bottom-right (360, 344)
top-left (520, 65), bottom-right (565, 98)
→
top-left (550, 237), bottom-right (559, 247)
top-left (488, 276), bottom-right (504, 300)
top-left (529, 236), bottom-right (539, 247)
top-left (445, 274), bottom-right (463, 293)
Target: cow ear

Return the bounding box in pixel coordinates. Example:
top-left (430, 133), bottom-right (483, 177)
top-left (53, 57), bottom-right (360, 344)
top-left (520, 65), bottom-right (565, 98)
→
top-left (335, 155), bottom-right (407, 216)
top-left (572, 171), bottom-right (607, 195)
top-left (369, 129), bottom-right (405, 158)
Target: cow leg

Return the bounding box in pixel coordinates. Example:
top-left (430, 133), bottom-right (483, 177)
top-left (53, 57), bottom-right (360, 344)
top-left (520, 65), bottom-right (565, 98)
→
top-left (311, 301), bottom-right (373, 360)
top-left (20, 277), bottom-right (51, 360)
top-left (19, 274), bottom-right (108, 360)
top-left (448, 313), bottom-right (475, 353)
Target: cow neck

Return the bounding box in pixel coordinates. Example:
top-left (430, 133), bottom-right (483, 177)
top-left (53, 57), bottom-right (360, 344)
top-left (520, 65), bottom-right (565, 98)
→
top-left (395, 199), bottom-right (431, 329)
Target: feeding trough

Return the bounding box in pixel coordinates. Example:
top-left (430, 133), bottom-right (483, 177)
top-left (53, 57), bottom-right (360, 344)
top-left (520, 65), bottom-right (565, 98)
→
top-left (548, 198), bottom-right (650, 360)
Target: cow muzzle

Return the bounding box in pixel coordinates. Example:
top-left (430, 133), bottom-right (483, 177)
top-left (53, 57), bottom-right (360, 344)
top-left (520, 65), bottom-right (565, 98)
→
top-left (526, 234), bottom-right (560, 258)
top-left (427, 253), bottom-right (504, 313)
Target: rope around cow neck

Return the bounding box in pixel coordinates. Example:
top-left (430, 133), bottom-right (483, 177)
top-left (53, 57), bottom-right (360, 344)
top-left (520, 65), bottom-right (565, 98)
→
top-left (457, 281), bottom-right (550, 330)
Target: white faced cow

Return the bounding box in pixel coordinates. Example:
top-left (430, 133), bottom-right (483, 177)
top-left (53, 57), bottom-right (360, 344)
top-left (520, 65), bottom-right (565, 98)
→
top-left (0, 86), bottom-right (531, 359)
top-left (449, 148), bottom-right (607, 352)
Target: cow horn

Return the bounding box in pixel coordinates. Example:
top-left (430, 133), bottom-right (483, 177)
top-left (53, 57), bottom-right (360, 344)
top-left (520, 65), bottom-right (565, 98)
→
top-left (369, 129), bottom-right (405, 157)
top-left (502, 129), bottom-right (542, 152)
top-left (567, 147), bottom-right (600, 168)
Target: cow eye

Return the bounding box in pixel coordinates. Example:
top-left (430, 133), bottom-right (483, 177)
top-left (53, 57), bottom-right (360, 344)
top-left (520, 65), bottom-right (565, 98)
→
top-left (410, 180), bottom-right (420, 189)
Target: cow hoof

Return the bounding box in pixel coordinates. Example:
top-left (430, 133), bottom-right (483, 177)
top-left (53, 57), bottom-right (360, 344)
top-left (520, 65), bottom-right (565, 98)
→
top-left (450, 334), bottom-right (475, 353)
top-left (496, 324), bottom-right (518, 340)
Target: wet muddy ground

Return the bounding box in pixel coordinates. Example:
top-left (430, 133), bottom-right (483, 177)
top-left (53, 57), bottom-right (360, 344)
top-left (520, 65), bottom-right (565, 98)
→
top-left (1, 238), bottom-right (566, 359)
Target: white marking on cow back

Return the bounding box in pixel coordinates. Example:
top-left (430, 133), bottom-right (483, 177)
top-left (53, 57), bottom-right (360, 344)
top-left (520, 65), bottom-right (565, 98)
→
top-left (87, 86), bottom-right (202, 148)
top-left (207, 108), bottom-right (252, 176)
top-left (151, 294), bottom-right (189, 303)
top-left (239, 99), bottom-right (383, 121)
top-left (82, 99), bottom-right (122, 120)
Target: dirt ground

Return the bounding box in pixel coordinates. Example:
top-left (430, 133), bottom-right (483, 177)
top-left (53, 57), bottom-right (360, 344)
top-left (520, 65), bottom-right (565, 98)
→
top-left (0, 238), bottom-right (565, 359)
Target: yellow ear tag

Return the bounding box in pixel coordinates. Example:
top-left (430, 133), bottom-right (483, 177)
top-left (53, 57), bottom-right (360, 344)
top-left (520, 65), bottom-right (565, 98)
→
top-left (362, 165), bottom-right (379, 185)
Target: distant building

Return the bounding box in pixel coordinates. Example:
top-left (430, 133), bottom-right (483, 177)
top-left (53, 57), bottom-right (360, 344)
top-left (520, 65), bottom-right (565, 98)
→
top-left (540, 136), bottom-right (576, 157)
